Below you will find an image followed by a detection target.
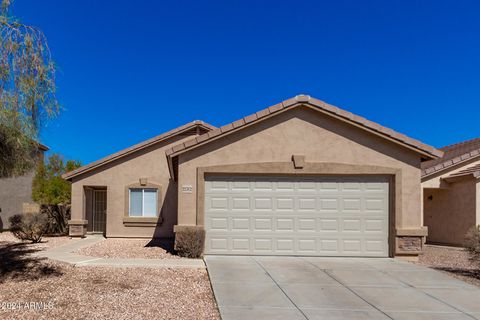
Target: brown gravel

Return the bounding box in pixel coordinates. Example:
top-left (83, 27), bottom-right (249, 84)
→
top-left (0, 234), bottom-right (220, 320)
top-left (74, 238), bottom-right (181, 259)
top-left (416, 244), bottom-right (480, 287)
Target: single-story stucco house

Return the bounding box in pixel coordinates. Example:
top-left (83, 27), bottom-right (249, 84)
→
top-left (422, 138), bottom-right (480, 246)
top-left (0, 143), bottom-right (49, 230)
top-left (63, 94), bottom-right (443, 257)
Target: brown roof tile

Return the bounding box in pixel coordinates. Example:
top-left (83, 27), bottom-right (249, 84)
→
top-left (268, 103), bottom-right (284, 113)
top-left (244, 114), bottom-right (258, 123)
top-left (282, 97), bottom-right (298, 108)
top-left (421, 137), bottom-right (480, 178)
top-left (166, 95), bottom-right (443, 164)
top-left (196, 133), bottom-right (210, 143)
top-left (256, 108), bottom-right (270, 118)
top-left (232, 119), bottom-right (245, 128)
top-left (446, 163), bottom-right (480, 179)
top-left (207, 128), bottom-right (222, 139)
top-left (220, 123), bottom-right (233, 133)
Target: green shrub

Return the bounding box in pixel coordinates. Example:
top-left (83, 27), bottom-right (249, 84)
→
top-left (8, 212), bottom-right (48, 243)
top-left (465, 225), bottom-right (480, 267)
top-left (174, 227), bottom-right (205, 258)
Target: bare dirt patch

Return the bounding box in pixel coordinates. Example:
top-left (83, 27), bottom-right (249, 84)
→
top-left (73, 238), bottom-right (181, 259)
top-left (416, 244), bottom-right (480, 287)
top-left (0, 235), bottom-right (220, 320)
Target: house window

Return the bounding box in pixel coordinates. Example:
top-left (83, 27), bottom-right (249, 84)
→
top-left (129, 188), bottom-right (157, 217)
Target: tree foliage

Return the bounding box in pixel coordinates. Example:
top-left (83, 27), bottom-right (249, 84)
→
top-left (0, 0), bottom-right (59, 177)
top-left (32, 154), bottom-right (80, 234)
top-left (32, 153), bottom-right (81, 205)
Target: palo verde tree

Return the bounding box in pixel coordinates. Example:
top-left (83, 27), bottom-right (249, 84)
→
top-left (0, 0), bottom-right (59, 177)
top-left (32, 154), bottom-right (81, 234)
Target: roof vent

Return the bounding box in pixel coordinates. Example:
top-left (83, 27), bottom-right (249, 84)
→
top-left (295, 94), bottom-right (311, 102)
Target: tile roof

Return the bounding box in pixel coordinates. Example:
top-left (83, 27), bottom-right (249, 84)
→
top-left (446, 163), bottom-right (480, 179)
top-left (63, 120), bottom-right (215, 180)
top-left (166, 95), bottom-right (443, 161)
top-left (421, 137), bottom-right (480, 178)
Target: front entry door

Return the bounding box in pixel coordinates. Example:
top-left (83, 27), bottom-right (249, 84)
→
top-left (92, 190), bottom-right (107, 233)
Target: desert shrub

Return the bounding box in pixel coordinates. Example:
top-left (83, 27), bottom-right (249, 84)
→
top-left (465, 225), bottom-right (480, 267)
top-left (40, 204), bottom-right (71, 235)
top-left (174, 227), bottom-right (205, 258)
top-left (8, 213), bottom-right (48, 243)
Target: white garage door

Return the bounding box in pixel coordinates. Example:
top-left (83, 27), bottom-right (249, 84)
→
top-left (204, 176), bottom-right (389, 257)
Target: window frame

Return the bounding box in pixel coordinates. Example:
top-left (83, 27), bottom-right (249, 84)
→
top-left (128, 188), bottom-right (158, 217)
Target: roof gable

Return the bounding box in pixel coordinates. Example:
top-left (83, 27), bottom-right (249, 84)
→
top-left (166, 95), bottom-right (443, 163)
top-left (63, 120), bottom-right (215, 180)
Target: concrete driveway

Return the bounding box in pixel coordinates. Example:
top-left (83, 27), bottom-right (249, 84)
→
top-left (205, 256), bottom-right (480, 320)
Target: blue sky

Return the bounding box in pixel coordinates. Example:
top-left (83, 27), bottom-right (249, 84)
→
top-left (12, 0), bottom-right (480, 164)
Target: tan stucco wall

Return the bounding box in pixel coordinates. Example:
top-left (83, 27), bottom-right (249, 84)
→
top-left (176, 107), bottom-right (424, 236)
top-left (424, 179), bottom-right (476, 246)
top-left (0, 150), bottom-right (44, 230)
top-left (70, 134), bottom-right (195, 238)
top-left (0, 170), bottom-right (38, 230)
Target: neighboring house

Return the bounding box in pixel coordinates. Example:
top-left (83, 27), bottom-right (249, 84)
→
top-left (422, 138), bottom-right (480, 246)
top-left (64, 95), bottom-right (442, 257)
top-left (0, 143), bottom-right (49, 230)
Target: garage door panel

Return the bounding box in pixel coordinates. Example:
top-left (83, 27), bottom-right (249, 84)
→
top-left (276, 197), bottom-right (295, 210)
top-left (276, 218), bottom-right (294, 231)
top-left (205, 176), bottom-right (389, 257)
top-left (253, 197), bottom-right (273, 210)
top-left (206, 235), bottom-right (389, 256)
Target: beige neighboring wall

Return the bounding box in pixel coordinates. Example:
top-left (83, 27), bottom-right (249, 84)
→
top-left (70, 134), bottom-right (196, 238)
top-left (421, 156), bottom-right (480, 246)
top-left (176, 107), bottom-right (424, 243)
top-left (424, 179), bottom-right (476, 246)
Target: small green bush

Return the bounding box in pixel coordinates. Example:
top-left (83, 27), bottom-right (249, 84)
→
top-left (9, 212), bottom-right (48, 243)
top-left (174, 227), bottom-right (205, 258)
top-left (465, 225), bottom-right (480, 267)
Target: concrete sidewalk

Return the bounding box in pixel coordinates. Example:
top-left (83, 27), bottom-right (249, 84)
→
top-left (36, 235), bottom-right (205, 269)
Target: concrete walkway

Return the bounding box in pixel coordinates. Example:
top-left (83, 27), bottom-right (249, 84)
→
top-left (36, 235), bottom-right (205, 268)
top-left (205, 255), bottom-right (480, 320)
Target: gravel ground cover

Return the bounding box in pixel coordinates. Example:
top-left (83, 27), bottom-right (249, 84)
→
top-left (416, 244), bottom-right (480, 287)
top-left (73, 238), bottom-right (181, 259)
top-left (0, 234), bottom-right (220, 320)
top-left (0, 232), bottom-right (77, 250)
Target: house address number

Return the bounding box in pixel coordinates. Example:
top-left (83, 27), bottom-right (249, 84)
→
top-left (182, 185), bottom-right (193, 193)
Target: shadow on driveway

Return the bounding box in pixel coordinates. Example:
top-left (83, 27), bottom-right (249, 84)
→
top-left (434, 266), bottom-right (480, 280)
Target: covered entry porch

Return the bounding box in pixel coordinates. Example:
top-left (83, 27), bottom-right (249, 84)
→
top-left (68, 186), bottom-right (107, 237)
top-left (84, 186), bottom-right (107, 234)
